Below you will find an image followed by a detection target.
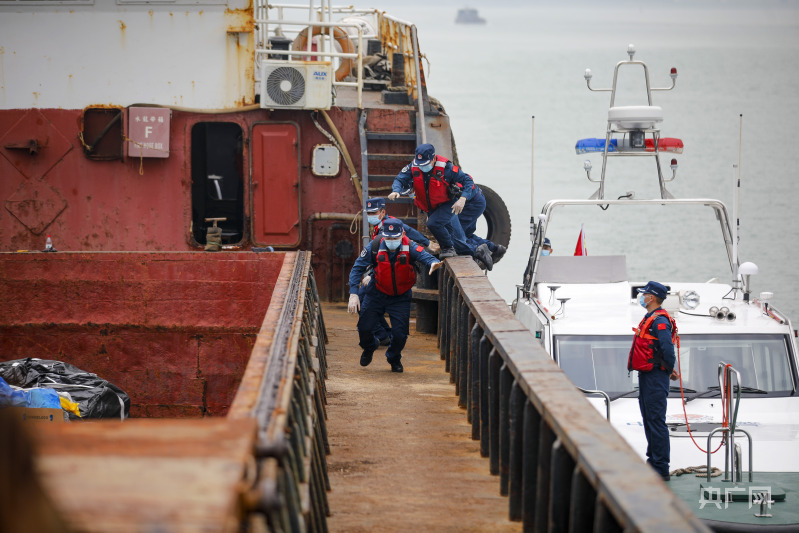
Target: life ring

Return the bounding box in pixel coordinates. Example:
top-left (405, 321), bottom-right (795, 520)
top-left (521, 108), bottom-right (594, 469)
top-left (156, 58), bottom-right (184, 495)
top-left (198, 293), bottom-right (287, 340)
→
top-left (478, 184), bottom-right (512, 249)
top-left (291, 26), bottom-right (355, 82)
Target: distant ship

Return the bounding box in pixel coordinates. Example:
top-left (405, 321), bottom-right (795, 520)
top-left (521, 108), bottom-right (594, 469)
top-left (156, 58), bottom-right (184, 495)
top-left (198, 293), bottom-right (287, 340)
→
top-left (455, 8), bottom-right (486, 24)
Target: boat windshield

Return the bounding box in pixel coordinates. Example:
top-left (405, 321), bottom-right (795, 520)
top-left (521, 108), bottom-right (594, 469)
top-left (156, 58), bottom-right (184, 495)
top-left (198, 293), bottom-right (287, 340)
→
top-left (554, 334), bottom-right (795, 396)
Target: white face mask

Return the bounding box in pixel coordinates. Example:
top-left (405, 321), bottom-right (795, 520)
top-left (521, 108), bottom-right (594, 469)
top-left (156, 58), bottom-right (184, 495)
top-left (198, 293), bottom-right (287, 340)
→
top-left (639, 294), bottom-right (648, 308)
top-left (384, 238), bottom-right (402, 250)
top-left (541, 249), bottom-right (550, 256)
top-left (419, 162), bottom-right (434, 173)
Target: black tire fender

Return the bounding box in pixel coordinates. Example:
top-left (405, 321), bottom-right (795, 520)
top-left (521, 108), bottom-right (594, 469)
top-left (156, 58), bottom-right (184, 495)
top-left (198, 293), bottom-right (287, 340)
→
top-left (478, 184), bottom-right (511, 249)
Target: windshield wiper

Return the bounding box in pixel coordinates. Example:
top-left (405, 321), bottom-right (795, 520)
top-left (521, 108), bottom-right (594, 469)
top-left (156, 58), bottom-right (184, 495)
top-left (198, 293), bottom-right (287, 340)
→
top-left (707, 385), bottom-right (768, 394)
top-left (685, 389), bottom-right (721, 403)
top-left (609, 389), bottom-right (639, 401)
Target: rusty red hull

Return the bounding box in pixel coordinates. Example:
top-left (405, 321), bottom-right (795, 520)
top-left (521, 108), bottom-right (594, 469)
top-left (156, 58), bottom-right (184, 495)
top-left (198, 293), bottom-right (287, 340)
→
top-left (0, 251), bottom-right (286, 417)
top-left (0, 106), bottom-right (419, 300)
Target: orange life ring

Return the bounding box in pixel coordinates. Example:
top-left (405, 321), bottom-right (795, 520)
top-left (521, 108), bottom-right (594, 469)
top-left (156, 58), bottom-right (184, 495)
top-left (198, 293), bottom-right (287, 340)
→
top-left (291, 26), bottom-right (355, 82)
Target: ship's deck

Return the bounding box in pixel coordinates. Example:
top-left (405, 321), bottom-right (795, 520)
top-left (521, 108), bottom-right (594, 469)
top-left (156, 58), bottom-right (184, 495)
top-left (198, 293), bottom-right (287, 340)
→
top-left (322, 302), bottom-right (520, 532)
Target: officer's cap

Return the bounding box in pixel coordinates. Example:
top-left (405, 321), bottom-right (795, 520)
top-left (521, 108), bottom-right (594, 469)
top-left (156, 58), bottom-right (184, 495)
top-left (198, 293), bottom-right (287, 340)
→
top-left (380, 218), bottom-right (404, 238)
top-left (413, 143), bottom-right (436, 167)
top-left (637, 281), bottom-right (668, 300)
top-left (366, 197), bottom-right (385, 213)
top-left (543, 237), bottom-right (552, 247)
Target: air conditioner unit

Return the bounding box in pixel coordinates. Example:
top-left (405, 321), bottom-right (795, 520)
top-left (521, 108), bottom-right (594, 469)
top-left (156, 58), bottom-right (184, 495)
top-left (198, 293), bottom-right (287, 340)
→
top-left (260, 60), bottom-right (332, 110)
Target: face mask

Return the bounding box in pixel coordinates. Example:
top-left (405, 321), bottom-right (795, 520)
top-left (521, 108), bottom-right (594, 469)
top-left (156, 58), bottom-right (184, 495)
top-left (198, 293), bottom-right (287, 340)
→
top-left (639, 294), bottom-right (648, 308)
top-left (384, 238), bottom-right (402, 250)
top-left (367, 215), bottom-right (381, 226)
top-left (541, 249), bottom-right (550, 256)
top-left (419, 162), bottom-right (434, 173)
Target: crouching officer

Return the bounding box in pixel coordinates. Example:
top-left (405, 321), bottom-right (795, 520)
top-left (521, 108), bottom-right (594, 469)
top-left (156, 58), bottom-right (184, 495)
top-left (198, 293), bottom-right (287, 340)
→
top-left (388, 144), bottom-right (492, 269)
top-left (348, 218), bottom-right (442, 373)
top-left (627, 281), bottom-right (680, 481)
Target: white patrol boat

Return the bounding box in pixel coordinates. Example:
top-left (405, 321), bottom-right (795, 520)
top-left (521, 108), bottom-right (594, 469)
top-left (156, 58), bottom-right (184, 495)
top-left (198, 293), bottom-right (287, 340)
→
top-left (514, 46), bottom-right (799, 531)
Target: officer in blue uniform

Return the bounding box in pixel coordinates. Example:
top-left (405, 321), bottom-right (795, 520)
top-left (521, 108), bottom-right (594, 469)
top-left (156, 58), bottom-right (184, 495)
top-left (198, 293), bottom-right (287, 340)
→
top-left (388, 144), bottom-right (493, 269)
top-left (541, 237), bottom-right (552, 256)
top-left (629, 281), bottom-right (680, 480)
top-left (364, 197), bottom-right (438, 252)
top-left (359, 197), bottom-right (437, 346)
top-left (348, 218), bottom-right (442, 372)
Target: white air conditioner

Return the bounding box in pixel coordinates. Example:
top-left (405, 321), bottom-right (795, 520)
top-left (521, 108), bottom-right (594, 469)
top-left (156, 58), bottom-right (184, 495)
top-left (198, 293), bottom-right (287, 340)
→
top-left (259, 60), bottom-right (332, 110)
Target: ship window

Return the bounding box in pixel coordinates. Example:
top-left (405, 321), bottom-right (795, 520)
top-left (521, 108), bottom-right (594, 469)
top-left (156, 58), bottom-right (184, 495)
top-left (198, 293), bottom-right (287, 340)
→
top-left (554, 334), bottom-right (794, 396)
top-left (190, 122), bottom-right (244, 246)
top-left (80, 107), bottom-right (124, 161)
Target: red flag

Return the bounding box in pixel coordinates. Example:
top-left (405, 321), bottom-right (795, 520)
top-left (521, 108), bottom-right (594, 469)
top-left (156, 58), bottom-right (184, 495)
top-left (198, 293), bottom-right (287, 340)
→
top-left (574, 224), bottom-right (587, 256)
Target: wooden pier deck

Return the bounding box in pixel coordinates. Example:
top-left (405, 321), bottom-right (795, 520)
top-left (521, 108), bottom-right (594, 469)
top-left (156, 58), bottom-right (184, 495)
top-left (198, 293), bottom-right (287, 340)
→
top-left (322, 302), bottom-right (520, 532)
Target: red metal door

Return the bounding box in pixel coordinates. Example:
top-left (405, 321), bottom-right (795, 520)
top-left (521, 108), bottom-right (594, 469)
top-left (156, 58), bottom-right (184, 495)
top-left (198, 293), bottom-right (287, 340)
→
top-left (251, 123), bottom-right (301, 247)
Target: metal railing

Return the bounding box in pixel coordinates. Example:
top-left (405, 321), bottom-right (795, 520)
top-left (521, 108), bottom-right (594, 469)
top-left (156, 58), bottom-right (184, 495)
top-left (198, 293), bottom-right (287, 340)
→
top-left (228, 251), bottom-right (330, 532)
top-left (438, 256), bottom-right (710, 532)
top-left (253, 2), bottom-right (426, 113)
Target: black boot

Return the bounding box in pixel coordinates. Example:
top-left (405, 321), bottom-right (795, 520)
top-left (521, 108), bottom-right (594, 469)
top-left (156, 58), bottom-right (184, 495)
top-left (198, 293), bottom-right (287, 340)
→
top-left (360, 350), bottom-right (374, 367)
top-left (389, 358), bottom-right (403, 373)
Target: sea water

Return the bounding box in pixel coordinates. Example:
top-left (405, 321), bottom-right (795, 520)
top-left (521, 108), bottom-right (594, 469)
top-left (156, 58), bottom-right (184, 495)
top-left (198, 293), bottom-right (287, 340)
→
top-left (365, 0), bottom-right (799, 321)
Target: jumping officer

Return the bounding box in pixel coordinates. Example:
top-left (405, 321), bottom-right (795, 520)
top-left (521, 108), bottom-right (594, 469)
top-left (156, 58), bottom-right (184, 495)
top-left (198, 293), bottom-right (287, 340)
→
top-left (388, 143), bottom-right (493, 269)
top-left (627, 281), bottom-right (680, 481)
top-left (348, 218), bottom-right (442, 373)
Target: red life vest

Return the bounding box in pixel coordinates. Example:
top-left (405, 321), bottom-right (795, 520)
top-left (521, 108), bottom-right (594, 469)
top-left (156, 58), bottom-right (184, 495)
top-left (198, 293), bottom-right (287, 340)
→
top-left (371, 220), bottom-right (382, 239)
top-left (411, 155), bottom-right (458, 212)
top-left (373, 235), bottom-right (416, 296)
top-left (627, 309), bottom-right (678, 372)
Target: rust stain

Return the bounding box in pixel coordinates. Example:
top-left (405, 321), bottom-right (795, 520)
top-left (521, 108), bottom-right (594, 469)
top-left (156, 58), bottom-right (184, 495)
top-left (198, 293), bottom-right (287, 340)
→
top-left (118, 20), bottom-right (126, 31)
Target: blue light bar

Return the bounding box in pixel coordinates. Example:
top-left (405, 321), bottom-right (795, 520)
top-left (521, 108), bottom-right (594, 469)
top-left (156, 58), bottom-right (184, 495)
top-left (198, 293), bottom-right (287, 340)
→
top-left (575, 138), bottom-right (618, 154)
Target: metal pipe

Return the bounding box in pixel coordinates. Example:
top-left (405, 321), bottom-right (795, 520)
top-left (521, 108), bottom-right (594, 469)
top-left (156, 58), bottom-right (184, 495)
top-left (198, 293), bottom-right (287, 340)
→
top-left (305, 212), bottom-right (358, 253)
top-left (411, 24), bottom-right (426, 144)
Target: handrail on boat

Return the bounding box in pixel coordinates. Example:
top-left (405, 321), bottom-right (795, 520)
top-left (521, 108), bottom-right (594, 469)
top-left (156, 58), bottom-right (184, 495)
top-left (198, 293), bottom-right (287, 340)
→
top-left (254, 1), bottom-right (428, 114)
top-left (524, 197), bottom-right (736, 295)
top-left (439, 256), bottom-right (710, 532)
top-left (228, 251), bottom-right (330, 531)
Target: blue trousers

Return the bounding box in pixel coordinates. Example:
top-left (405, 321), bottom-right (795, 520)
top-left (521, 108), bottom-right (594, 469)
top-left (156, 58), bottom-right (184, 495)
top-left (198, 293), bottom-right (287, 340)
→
top-left (638, 369), bottom-right (671, 477)
top-left (458, 189), bottom-right (494, 252)
top-left (426, 201), bottom-right (473, 256)
top-left (357, 287), bottom-right (412, 363)
top-left (358, 282), bottom-right (391, 340)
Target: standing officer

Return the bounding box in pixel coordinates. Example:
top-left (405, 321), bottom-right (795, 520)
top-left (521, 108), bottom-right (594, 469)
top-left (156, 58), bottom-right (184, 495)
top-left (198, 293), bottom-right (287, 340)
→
top-left (627, 281), bottom-right (679, 481)
top-left (541, 237), bottom-right (553, 256)
top-left (348, 218), bottom-right (441, 373)
top-left (388, 144), bottom-right (493, 269)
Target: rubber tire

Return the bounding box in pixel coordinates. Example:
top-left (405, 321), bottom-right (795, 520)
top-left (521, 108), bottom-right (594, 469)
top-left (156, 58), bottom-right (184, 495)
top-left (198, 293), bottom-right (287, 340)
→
top-left (478, 184), bottom-right (511, 249)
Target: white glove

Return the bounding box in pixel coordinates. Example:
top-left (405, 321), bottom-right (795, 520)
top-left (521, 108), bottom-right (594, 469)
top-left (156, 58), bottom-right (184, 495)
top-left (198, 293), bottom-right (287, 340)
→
top-left (360, 274), bottom-right (371, 287)
top-left (451, 197), bottom-right (466, 214)
top-left (388, 192), bottom-right (400, 200)
top-left (429, 261), bottom-right (443, 275)
top-left (348, 294), bottom-right (360, 314)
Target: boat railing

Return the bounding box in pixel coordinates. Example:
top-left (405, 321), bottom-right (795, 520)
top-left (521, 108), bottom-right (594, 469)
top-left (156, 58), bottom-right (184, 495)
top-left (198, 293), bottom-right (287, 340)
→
top-left (227, 252), bottom-right (331, 531)
top-left (440, 256), bottom-right (710, 532)
top-left (706, 362), bottom-right (754, 483)
top-left (254, 2), bottom-right (427, 113)
top-left (524, 198), bottom-right (735, 294)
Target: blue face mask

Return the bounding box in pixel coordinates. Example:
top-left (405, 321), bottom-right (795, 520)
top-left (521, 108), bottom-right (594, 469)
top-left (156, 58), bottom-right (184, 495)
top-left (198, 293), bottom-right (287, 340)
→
top-left (541, 249), bottom-right (550, 256)
top-left (419, 162), bottom-right (434, 173)
top-left (367, 215), bottom-right (381, 226)
top-left (639, 294), bottom-right (648, 308)
top-left (384, 238), bottom-right (402, 250)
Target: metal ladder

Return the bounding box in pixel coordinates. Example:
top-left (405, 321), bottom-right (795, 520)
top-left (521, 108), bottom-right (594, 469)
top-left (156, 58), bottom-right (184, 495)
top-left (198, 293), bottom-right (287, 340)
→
top-left (357, 109), bottom-right (419, 246)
